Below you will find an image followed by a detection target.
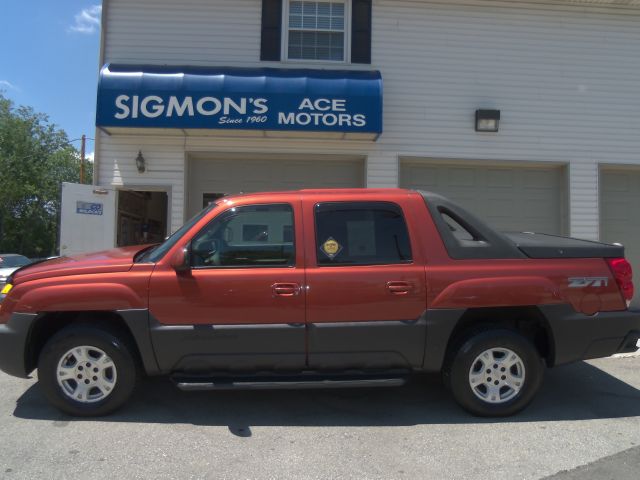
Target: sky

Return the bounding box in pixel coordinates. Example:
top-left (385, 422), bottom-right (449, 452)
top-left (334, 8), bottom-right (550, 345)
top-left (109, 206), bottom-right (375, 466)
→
top-left (0, 1), bottom-right (102, 158)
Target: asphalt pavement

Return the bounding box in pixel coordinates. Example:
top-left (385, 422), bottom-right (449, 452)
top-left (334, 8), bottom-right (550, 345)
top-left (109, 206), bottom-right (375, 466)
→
top-left (0, 356), bottom-right (639, 480)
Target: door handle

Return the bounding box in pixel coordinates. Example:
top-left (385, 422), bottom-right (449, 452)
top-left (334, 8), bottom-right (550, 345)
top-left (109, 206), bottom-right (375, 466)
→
top-left (272, 283), bottom-right (300, 297)
top-left (386, 281), bottom-right (411, 295)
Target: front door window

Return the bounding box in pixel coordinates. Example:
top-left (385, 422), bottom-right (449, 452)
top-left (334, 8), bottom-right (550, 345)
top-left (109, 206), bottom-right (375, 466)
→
top-left (191, 204), bottom-right (295, 268)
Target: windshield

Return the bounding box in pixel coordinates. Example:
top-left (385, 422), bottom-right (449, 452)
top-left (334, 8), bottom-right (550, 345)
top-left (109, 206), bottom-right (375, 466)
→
top-left (0, 255), bottom-right (31, 268)
top-left (139, 202), bottom-right (219, 263)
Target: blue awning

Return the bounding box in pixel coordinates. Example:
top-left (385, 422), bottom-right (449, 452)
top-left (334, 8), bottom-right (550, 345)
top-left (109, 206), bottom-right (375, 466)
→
top-left (96, 64), bottom-right (383, 138)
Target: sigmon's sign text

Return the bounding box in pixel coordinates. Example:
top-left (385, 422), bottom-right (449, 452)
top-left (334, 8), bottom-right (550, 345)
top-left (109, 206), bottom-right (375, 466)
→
top-left (108, 95), bottom-right (369, 130)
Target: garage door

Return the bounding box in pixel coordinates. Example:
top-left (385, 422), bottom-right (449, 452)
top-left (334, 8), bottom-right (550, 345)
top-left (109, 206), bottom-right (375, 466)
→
top-left (400, 161), bottom-right (566, 234)
top-left (188, 155), bottom-right (364, 216)
top-left (600, 169), bottom-right (640, 298)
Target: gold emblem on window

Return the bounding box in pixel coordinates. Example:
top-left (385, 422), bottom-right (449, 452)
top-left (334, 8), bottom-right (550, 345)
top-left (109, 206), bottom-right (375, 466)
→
top-left (321, 237), bottom-right (342, 259)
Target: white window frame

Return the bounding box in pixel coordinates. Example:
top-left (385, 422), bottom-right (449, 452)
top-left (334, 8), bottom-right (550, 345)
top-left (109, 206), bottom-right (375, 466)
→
top-left (281, 0), bottom-right (352, 64)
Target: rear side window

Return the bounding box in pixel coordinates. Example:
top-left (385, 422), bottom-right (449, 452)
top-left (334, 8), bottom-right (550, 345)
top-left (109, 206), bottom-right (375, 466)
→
top-left (440, 208), bottom-right (487, 247)
top-left (191, 203), bottom-right (295, 268)
top-left (442, 212), bottom-right (474, 243)
top-left (314, 202), bottom-right (412, 266)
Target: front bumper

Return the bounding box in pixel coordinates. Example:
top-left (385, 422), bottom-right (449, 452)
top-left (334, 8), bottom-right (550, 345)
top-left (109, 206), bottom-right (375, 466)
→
top-left (539, 305), bottom-right (640, 366)
top-left (0, 313), bottom-right (38, 378)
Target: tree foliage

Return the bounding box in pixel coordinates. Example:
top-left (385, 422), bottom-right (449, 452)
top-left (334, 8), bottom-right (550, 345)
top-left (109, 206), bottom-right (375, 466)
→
top-left (0, 93), bottom-right (91, 257)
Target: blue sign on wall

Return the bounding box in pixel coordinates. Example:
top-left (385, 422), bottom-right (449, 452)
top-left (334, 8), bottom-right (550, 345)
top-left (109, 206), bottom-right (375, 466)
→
top-left (96, 65), bottom-right (383, 135)
top-left (76, 201), bottom-right (103, 216)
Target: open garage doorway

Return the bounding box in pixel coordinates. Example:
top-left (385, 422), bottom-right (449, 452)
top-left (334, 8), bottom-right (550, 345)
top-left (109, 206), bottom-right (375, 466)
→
top-left (116, 190), bottom-right (169, 247)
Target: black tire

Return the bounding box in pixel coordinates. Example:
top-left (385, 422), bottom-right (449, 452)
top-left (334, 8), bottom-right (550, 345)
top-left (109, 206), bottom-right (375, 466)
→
top-left (446, 329), bottom-right (544, 417)
top-left (37, 325), bottom-right (138, 416)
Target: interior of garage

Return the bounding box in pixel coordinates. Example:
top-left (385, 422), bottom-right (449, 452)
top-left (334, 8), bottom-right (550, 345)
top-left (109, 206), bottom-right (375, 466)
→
top-left (400, 159), bottom-right (568, 235)
top-left (186, 153), bottom-right (366, 217)
top-left (116, 190), bottom-right (168, 247)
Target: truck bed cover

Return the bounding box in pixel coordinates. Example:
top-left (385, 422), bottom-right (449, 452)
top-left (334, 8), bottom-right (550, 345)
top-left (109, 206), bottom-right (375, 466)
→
top-left (504, 232), bottom-right (624, 259)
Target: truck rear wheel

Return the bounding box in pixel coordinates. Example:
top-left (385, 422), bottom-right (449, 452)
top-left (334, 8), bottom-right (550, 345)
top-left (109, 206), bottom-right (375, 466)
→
top-left (37, 325), bottom-right (138, 416)
top-left (447, 329), bottom-right (544, 417)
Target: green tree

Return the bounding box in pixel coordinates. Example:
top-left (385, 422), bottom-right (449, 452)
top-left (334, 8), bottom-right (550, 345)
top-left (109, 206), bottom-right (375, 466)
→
top-left (0, 93), bottom-right (91, 258)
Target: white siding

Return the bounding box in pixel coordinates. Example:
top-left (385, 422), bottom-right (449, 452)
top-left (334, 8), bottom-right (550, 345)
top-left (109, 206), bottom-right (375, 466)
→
top-left (105, 0), bottom-right (261, 65)
top-left (99, 0), bottom-right (640, 239)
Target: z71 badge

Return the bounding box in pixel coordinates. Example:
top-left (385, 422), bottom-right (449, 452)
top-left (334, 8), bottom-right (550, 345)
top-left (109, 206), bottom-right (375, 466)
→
top-left (568, 277), bottom-right (609, 288)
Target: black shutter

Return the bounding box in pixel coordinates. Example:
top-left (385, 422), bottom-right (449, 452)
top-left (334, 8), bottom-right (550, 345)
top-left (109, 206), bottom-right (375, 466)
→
top-left (261, 0), bottom-right (283, 61)
top-left (351, 0), bottom-right (372, 64)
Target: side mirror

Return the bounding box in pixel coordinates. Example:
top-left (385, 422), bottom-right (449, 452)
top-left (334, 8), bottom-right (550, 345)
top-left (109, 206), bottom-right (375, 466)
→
top-left (170, 246), bottom-right (191, 273)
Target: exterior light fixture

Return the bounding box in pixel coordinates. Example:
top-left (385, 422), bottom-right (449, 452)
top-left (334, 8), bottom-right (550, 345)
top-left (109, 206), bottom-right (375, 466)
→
top-left (135, 151), bottom-right (146, 173)
top-left (475, 109), bottom-right (500, 132)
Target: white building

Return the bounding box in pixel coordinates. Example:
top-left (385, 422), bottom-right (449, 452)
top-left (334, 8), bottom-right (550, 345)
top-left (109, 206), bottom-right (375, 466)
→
top-left (67, 0), bottom-right (640, 274)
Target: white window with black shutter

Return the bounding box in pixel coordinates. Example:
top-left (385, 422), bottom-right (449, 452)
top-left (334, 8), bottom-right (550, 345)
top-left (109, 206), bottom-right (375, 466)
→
top-left (260, 0), bottom-right (371, 64)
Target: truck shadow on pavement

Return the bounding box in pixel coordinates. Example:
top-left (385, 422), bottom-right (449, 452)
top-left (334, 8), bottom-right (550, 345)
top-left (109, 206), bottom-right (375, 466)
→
top-left (12, 360), bottom-right (640, 433)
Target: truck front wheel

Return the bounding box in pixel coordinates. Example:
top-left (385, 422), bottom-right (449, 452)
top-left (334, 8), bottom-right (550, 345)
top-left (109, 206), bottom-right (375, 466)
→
top-left (37, 325), bottom-right (138, 416)
top-left (447, 329), bottom-right (544, 417)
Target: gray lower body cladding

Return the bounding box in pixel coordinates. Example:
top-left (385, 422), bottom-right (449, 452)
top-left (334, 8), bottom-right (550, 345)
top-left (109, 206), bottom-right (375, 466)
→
top-left (539, 304), bottom-right (640, 365)
top-left (1, 305), bottom-right (638, 380)
top-left (0, 313), bottom-right (38, 378)
top-left (148, 313), bottom-right (429, 374)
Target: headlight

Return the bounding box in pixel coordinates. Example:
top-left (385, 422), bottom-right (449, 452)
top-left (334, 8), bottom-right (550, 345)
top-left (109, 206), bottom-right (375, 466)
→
top-left (0, 283), bottom-right (12, 305)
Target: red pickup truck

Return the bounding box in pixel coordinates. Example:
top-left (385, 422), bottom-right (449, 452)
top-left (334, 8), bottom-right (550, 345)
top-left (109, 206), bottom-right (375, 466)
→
top-left (0, 189), bottom-right (638, 417)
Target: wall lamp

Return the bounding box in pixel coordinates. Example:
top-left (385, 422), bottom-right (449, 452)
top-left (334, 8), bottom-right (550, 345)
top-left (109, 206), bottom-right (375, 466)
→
top-left (475, 109), bottom-right (501, 132)
top-left (135, 150), bottom-right (146, 173)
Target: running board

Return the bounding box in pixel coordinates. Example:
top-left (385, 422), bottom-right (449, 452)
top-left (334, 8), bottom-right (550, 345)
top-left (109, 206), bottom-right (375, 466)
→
top-left (172, 373), bottom-right (408, 391)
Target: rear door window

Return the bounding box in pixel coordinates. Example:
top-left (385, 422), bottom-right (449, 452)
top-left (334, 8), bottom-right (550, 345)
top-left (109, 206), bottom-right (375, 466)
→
top-left (314, 202), bottom-right (412, 266)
